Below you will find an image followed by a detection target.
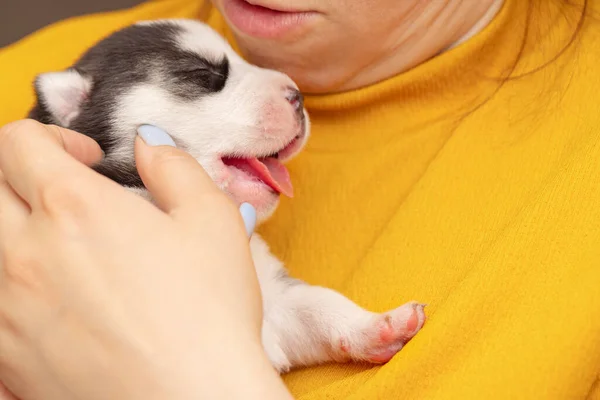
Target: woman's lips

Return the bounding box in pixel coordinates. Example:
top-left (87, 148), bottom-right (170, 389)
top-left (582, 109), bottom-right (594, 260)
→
top-left (222, 0), bottom-right (317, 39)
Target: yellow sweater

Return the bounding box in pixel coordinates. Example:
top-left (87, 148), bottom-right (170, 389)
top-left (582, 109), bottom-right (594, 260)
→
top-left (1, 0), bottom-right (599, 398)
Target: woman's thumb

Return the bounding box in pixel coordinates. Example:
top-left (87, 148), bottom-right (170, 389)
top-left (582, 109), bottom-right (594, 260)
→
top-left (134, 125), bottom-right (256, 236)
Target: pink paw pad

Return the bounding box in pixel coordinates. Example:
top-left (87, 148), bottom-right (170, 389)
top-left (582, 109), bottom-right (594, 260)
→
top-left (352, 302), bottom-right (427, 364)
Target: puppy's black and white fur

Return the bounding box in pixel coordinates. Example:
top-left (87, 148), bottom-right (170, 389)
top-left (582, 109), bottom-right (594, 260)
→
top-left (28, 19), bottom-right (425, 372)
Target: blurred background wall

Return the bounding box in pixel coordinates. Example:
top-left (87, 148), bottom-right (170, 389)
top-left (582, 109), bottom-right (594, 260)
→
top-left (1, 0), bottom-right (145, 48)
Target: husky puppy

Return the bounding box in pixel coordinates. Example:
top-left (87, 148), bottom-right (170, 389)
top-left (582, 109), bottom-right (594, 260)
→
top-left (28, 19), bottom-right (426, 373)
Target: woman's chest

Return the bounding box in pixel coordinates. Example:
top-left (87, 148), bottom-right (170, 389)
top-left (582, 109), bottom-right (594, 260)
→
top-left (257, 108), bottom-right (600, 310)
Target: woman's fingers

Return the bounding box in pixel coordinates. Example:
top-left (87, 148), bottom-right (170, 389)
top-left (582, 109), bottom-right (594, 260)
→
top-left (0, 120), bottom-right (257, 238)
top-left (134, 125), bottom-right (258, 236)
top-left (0, 120), bottom-right (104, 208)
top-left (0, 174), bottom-right (28, 242)
top-left (0, 382), bottom-right (18, 400)
top-left (43, 124), bottom-right (104, 167)
top-left (134, 125), bottom-right (224, 212)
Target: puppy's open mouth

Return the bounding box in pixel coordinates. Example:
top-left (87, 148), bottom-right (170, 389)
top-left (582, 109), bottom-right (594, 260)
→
top-left (221, 135), bottom-right (302, 197)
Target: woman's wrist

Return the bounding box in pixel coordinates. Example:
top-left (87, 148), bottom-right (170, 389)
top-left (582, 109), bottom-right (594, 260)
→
top-left (171, 346), bottom-right (292, 400)
top-left (130, 340), bottom-right (292, 400)
top-left (226, 352), bottom-right (293, 400)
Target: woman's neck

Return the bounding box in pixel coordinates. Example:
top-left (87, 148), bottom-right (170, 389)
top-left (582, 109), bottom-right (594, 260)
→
top-left (224, 0), bottom-right (506, 94)
top-left (331, 0), bottom-right (506, 93)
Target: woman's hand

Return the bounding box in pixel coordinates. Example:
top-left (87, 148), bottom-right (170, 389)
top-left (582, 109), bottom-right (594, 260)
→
top-left (0, 120), bottom-right (291, 400)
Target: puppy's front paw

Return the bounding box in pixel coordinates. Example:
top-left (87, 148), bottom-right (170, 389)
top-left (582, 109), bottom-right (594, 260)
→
top-left (339, 301), bottom-right (426, 364)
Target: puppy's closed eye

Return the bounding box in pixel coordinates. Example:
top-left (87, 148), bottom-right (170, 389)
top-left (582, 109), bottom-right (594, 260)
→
top-left (171, 55), bottom-right (229, 93)
top-left (173, 67), bottom-right (227, 92)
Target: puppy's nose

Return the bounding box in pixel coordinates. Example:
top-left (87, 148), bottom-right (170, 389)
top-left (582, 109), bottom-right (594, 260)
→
top-left (285, 87), bottom-right (304, 115)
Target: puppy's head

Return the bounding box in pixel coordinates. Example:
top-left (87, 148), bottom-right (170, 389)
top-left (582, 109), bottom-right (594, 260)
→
top-left (29, 19), bottom-right (309, 221)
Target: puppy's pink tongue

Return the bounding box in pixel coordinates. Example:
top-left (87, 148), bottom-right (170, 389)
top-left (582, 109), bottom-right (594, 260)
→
top-left (226, 157), bottom-right (294, 197)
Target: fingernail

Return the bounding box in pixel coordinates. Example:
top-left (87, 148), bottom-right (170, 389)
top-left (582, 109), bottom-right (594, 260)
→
top-left (137, 124), bottom-right (176, 147)
top-left (239, 202), bottom-right (256, 238)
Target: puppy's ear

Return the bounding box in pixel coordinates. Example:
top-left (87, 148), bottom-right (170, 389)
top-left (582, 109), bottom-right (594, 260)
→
top-left (33, 69), bottom-right (92, 127)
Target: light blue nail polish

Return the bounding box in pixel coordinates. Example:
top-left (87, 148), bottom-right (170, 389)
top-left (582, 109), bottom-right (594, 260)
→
top-left (239, 202), bottom-right (257, 238)
top-left (137, 124), bottom-right (176, 147)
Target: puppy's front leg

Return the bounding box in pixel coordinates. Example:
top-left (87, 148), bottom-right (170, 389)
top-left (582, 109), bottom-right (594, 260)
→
top-left (251, 235), bottom-right (426, 373)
